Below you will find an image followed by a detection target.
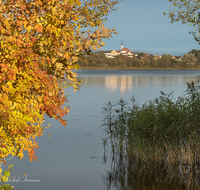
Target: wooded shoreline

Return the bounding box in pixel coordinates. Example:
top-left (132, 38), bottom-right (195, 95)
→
top-left (79, 66), bottom-right (200, 70)
top-left (77, 51), bottom-right (200, 70)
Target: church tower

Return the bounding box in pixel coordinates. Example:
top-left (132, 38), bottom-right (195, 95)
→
top-left (121, 39), bottom-right (124, 51)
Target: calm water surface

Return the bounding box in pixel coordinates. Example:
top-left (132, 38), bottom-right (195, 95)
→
top-left (4, 70), bottom-right (200, 190)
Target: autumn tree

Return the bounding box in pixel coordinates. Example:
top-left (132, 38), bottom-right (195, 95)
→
top-left (160, 54), bottom-right (173, 68)
top-left (182, 53), bottom-right (197, 66)
top-left (164, 0), bottom-right (200, 44)
top-left (188, 49), bottom-right (200, 60)
top-left (0, 0), bottom-right (120, 165)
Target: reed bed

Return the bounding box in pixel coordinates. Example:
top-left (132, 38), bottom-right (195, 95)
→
top-left (102, 81), bottom-right (200, 171)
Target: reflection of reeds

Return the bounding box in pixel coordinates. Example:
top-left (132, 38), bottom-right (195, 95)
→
top-left (103, 154), bottom-right (200, 190)
top-left (101, 81), bottom-right (200, 190)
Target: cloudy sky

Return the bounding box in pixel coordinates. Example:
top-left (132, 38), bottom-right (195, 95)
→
top-left (101, 0), bottom-right (200, 56)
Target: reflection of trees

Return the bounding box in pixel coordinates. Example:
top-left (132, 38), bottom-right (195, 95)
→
top-left (77, 76), bottom-right (197, 91)
top-left (102, 151), bottom-right (200, 190)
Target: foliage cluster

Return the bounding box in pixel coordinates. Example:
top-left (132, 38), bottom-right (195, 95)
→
top-left (78, 51), bottom-right (200, 69)
top-left (0, 0), bottom-right (121, 189)
top-left (165, 0), bottom-right (200, 44)
top-left (0, 0), bottom-right (119, 162)
top-left (0, 164), bottom-right (14, 190)
top-left (102, 80), bottom-right (200, 190)
top-left (0, 1), bottom-right (120, 188)
top-left (188, 49), bottom-right (200, 60)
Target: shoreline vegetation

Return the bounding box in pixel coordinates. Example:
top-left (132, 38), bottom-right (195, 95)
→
top-left (102, 81), bottom-right (200, 190)
top-left (78, 50), bottom-right (200, 70)
top-left (79, 66), bottom-right (200, 70)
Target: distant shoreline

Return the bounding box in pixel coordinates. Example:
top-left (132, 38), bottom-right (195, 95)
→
top-left (77, 51), bottom-right (200, 70)
top-left (79, 66), bottom-right (200, 70)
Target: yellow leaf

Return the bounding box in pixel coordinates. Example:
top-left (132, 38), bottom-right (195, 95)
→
top-left (100, 41), bottom-right (106, 46)
top-left (74, 64), bottom-right (79, 70)
top-left (72, 56), bottom-right (79, 62)
top-left (56, 63), bottom-right (63, 69)
top-left (85, 40), bottom-right (91, 49)
top-left (76, 0), bottom-right (81, 6)
top-left (26, 25), bottom-right (32, 32)
top-left (91, 45), bottom-right (97, 51)
top-left (5, 54), bottom-right (9, 58)
top-left (69, 0), bottom-right (74, 5)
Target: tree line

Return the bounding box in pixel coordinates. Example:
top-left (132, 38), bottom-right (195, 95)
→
top-left (77, 49), bottom-right (200, 69)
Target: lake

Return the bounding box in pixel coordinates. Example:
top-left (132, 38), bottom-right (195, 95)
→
top-left (3, 69), bottom-right (200, 190)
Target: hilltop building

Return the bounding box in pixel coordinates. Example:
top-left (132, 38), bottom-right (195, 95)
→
top-left (104, 40), bottom-right (135, 58)
top-left (121, 39), bottom-right (124, 50)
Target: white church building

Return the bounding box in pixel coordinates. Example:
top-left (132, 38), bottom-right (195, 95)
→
top-left (104, 41), bottom-right (135, 58)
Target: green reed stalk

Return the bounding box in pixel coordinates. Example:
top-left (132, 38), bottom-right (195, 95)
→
top-left (102, 81), bottom-right (200, 169)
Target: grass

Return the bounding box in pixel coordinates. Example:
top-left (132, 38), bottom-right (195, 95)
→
top-left (101, 80), bottom-right (200, 189)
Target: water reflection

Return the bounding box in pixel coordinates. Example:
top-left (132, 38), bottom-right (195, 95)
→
top-left (77, 76), bottom-right (197, 96)
top-left (102, 152), bottom-right (200, 190)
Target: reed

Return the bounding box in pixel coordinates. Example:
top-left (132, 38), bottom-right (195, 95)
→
top-left (102, 81), bottom-right (200, 170)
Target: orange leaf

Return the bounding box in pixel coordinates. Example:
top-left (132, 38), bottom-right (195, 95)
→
top-left (35, 24), bottom-right (43, 33)
top-left (21, 5), bottom-right (26, 10)
top-left (76, 0), bottom-right (81, 6)
top-left (1, 64), bottom-right (9, 72)
top-left (33, 155), bottom-right (37, 162)
top-left (60, 119), bottom-right (67, 127)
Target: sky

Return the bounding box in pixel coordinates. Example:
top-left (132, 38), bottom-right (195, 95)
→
top-left (101, 0), bottom-right (200, 56)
